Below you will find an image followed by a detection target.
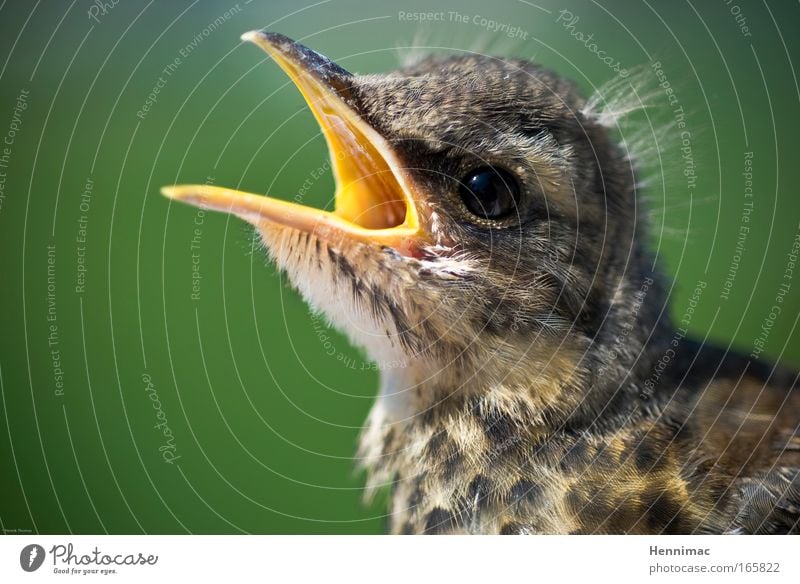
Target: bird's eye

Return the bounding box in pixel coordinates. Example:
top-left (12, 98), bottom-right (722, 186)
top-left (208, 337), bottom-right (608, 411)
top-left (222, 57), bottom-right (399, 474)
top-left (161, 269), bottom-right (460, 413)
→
top-left (457, 166), bottom-right (521, 220)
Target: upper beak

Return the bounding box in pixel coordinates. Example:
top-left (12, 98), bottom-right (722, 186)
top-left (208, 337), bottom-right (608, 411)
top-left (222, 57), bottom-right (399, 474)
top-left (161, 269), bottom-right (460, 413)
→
top-left (162, 31), bottom-right (424, 253)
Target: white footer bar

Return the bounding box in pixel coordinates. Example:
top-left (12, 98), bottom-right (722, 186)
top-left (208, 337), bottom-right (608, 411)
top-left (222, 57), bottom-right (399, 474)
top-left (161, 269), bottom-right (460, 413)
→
top-left (1, 535), bottom-right (797, 583)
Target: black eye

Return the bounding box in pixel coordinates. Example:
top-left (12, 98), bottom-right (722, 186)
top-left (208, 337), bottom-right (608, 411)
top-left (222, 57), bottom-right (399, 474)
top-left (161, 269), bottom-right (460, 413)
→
top-left (457, 166), bottom-right (521, 220)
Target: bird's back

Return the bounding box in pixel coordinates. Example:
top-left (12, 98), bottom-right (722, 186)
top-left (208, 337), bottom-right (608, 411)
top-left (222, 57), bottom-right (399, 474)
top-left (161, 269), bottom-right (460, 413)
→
top-left (660, 341), bottom-right (800, 534)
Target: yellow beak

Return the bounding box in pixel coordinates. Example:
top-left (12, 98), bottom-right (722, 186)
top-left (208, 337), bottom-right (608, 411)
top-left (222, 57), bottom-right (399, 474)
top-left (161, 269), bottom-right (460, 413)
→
top-left (162, 31), bottom-right (424, 253)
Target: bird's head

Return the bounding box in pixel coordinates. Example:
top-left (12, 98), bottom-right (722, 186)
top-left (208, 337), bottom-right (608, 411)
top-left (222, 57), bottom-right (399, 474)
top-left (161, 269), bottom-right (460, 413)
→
top-left (164, 32), bottom-right (650, 410)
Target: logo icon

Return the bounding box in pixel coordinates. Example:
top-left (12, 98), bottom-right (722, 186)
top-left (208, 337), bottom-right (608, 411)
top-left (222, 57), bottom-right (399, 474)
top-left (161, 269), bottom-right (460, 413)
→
top-left (19, 544), bottom-right (45, 572)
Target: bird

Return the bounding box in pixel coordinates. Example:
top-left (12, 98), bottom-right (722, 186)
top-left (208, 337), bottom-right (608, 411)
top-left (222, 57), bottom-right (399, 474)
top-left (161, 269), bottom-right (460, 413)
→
top-left (162, 31), bottom-right (800, 534)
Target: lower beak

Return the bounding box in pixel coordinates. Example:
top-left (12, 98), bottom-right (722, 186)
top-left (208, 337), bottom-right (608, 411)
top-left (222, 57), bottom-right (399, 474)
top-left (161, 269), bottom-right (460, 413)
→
top-left (162, 31), bottom-right (424, 253)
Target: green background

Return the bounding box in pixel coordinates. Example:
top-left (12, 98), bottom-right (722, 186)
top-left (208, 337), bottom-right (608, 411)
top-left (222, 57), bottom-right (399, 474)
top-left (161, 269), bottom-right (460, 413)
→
top-left (1, 0), bottom-right (798, 534)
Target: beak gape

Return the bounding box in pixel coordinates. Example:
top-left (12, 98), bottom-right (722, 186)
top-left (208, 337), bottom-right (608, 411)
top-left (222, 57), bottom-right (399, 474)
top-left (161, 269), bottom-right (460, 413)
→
top-left (162, 31), bottom-right (424, 254)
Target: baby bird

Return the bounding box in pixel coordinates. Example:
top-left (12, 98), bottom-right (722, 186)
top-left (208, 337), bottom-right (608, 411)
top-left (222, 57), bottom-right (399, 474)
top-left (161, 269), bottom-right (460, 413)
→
top-left (163, 32), bottom-right (800, 534)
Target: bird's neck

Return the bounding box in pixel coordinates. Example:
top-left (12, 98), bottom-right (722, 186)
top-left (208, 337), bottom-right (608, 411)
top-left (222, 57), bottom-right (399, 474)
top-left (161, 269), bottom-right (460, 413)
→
top-left (357, 277), bottom-right (675, 499)
top-left (358, 335), bottom-right (596, 492)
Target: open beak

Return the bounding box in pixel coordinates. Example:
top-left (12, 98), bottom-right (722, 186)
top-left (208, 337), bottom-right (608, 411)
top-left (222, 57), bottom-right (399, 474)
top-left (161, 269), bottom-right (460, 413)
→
top-left (162, 31), bottom-right (424, 253)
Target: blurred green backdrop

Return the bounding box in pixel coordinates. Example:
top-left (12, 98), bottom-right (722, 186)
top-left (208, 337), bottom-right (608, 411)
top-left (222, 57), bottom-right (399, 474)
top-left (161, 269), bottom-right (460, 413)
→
top-left (1, 0), bottom-right (798, 534)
